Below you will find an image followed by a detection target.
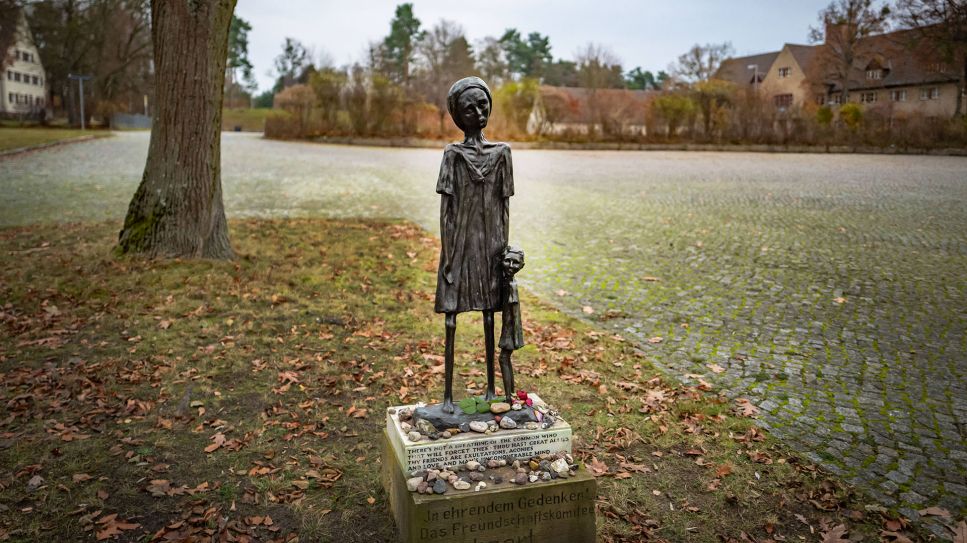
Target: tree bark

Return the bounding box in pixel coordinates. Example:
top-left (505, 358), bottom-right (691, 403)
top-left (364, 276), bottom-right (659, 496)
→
top-left (117, 0), bottom-right (236, 259)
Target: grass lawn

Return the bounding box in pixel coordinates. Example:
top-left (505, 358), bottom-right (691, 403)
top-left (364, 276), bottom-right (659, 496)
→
top-left (0, 127), bottom-right (102, 152)
top-left (222, 108), bottom-right (278, 133)
top-left (0, 219), bottom-right (940, 542)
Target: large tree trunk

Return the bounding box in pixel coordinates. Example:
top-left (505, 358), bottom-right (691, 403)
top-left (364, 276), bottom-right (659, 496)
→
top-left (117, 0), bottom-right (236, 259)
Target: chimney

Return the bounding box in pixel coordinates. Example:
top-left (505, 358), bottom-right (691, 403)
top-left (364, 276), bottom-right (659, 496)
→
top-left (825, 21), bottom-right (845, 44)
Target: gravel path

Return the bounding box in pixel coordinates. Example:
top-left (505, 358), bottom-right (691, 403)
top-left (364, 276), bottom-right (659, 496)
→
top-left (2, 131), bottom-right (965, 519)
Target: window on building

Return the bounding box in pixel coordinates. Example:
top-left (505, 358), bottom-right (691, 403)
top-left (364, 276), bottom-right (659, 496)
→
top-left (890, 89), bottom-right (907, 102)
top-left (778, 67), bottom-right (791, 78)
top-left (774, 94), bottom-right (793, 108)
top-left (7, 93), bottom-right (12, 104)
top-left (5, 71), bottom-right (10, 81)
top-left (920, 87), bottom-right (940, 100)
top-left (866, 69), bottom-right (882, 80)
top-left (13, 72), bottom-right (20, 82)
top-left (831, 94), bottom-right (843, 105)
top-left (861, 92), bottom-right (877, 103)
top-left (31, 75), bottom-right (38, 85)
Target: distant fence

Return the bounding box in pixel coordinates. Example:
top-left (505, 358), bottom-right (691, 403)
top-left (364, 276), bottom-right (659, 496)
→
top-left (111, 113), bottom-right (151, 130)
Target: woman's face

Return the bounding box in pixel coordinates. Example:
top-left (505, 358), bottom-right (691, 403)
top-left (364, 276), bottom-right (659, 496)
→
top-left (457, 88), bottom-right (490, 132)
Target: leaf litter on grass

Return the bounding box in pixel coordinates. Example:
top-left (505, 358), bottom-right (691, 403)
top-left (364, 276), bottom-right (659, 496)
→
top-left (0, 219), bottom-right (947, 543)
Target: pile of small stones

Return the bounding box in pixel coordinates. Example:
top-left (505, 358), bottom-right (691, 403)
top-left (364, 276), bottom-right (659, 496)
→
top-left (404, 452), bottom-right (579, 495)
top-left (394, 402), bottom-right (558, 444)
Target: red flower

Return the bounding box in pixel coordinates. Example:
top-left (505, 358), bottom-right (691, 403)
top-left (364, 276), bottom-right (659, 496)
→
top-left (517, 390), bottom-right (528, 400)
top-left (525, 398), bottom-right (533, 407)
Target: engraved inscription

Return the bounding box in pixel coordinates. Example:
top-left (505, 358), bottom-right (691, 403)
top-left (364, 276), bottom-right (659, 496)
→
top-left (405, 431), bottom-right (571, 472)
top-left (418, 487), bottom-right (595, 541)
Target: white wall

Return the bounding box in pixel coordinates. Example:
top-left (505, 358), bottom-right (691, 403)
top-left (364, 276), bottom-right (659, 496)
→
top-left (0, 18), bottom-right (47, 115)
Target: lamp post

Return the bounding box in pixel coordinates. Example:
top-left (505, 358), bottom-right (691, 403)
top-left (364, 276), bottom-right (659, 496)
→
top-left (747, 64), bottom-right (759, 93)
top-left (68, 73), bottom-right (93, 130)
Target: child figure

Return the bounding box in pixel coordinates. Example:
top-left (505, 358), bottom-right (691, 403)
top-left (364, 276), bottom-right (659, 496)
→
top-left (497, 246), bottom-right (525, 402)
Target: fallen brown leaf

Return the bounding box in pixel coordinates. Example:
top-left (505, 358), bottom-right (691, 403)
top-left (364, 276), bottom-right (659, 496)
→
top-left (916, 506), bottom-right (949, 518)
top-left (587, 456), bottom-right (609, 477)
top-left (735, 398), bottom-right (759, 417)
top-left (948, 520), bottom-right (966, 543)
top-left (820, 523), bottom-right (849, 543)
top-left (204, 433), bottom-right (226, 453)
top-left (880, 531), bottom-right (914, 543)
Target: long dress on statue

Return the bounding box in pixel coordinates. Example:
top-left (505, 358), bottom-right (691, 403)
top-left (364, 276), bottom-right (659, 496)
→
top-left (434, 141), bottom-right (514, 314)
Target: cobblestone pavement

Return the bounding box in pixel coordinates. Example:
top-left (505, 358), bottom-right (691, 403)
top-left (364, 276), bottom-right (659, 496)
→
top-left (2, 132), bottom-right (965, 519)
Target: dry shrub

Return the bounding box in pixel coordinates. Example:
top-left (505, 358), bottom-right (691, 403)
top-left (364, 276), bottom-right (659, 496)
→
top-left (263, 111), bottom-right (303, 140)
top-left (273, 85), bottom-right (317, 137)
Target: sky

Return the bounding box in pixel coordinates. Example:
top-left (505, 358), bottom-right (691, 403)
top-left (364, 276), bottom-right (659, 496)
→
top-left (235, 0), bottom-right (832, 93)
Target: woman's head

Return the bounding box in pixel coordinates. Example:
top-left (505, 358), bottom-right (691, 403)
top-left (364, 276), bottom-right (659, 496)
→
top-left (447, 77), bottom-right (492, 133)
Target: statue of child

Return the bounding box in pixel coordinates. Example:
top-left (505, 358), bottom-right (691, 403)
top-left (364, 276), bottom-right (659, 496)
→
top-left (496, 246), bottom-right (525, 402)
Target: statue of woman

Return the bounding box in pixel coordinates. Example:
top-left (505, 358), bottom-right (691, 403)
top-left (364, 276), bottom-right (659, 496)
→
top-left (435, 77), bottom-right (514, 413)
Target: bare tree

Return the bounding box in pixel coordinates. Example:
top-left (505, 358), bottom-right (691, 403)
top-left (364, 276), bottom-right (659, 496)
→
top-left (370, 74), bottom-right (401, 135)
top-left (117, 0), bottom-right (236, 259)
top-left (345, 63), bottom-right (368, 135)
top-left (476, 36), bottom-right (509, 85)
top-left (693, 79), bottom-right (734, 139)
top-left (310, 66), bottom-right (347, 130)
top-left (674, 42), bottom-right (734, 83)
top-left (0, 1), bottom-right (24, 74)
top-left (90, 0), bottom-right (153, 119)
top-left (27, 0), bottom-right (153, 124)
top-left (416, 19), bottom-right (476, 133)
top-left (575, 43), bottom-right (624, 136)
top-left (894, 0), bottom-right (967, 116)
top-left (809, 0), bottom-right (891, 102)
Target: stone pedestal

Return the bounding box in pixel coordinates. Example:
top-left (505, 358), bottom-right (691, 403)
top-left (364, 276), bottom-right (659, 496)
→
top-left (386, 394), bottom-right (573, 473)
top-left (382, 430), bottom-right (597, 543)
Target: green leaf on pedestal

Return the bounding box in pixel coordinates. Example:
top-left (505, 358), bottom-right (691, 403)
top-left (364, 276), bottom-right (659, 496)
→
top-left (457, 397), bottom-right (477, 415)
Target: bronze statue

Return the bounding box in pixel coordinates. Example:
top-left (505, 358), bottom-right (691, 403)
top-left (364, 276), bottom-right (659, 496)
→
top-left (435, 77), bottom-right (515, 413)
top-left (498, 246), bottom-right (525, 402)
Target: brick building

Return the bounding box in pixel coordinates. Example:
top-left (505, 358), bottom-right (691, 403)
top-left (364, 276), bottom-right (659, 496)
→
top-left (717, 25), bottom-right (962, 118)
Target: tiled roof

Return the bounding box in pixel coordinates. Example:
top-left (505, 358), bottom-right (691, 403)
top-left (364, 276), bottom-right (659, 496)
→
top-left (716, 52), bottom-right (779, 85)
top-left (826, 26), bottom-right (960, 91)
top-left (786, 44), bottom-right (821, 73)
